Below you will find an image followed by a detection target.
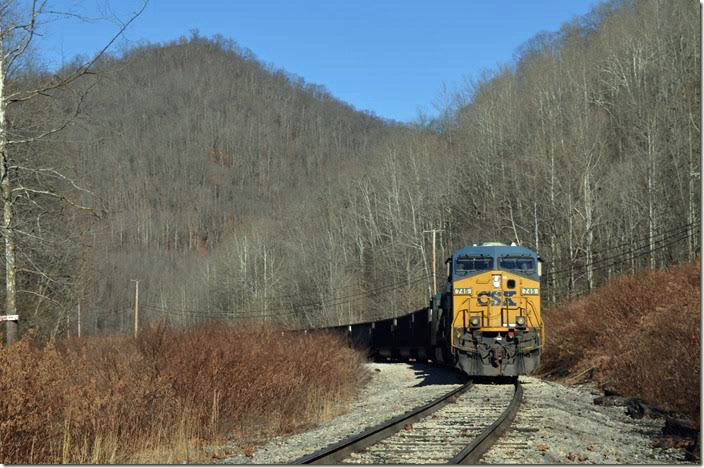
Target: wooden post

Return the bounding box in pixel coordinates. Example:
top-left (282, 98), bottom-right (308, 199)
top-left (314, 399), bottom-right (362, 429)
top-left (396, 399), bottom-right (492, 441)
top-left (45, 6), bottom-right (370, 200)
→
top-left (132, 279), bottom-right (140, 338)
top-left (424, 229), bottom-right (444, 296)
top-left (423, 229), bottom-right (434, 296)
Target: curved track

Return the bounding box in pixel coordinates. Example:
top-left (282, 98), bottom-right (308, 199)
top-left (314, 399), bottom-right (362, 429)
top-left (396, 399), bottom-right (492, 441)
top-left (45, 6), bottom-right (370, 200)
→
top-left (293, 379), bottom-right (522, 465)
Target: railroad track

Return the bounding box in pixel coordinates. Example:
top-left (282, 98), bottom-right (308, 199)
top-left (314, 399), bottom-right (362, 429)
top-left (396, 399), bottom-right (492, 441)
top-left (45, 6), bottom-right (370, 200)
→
top-left (293, 378), bottom-right (523, 464)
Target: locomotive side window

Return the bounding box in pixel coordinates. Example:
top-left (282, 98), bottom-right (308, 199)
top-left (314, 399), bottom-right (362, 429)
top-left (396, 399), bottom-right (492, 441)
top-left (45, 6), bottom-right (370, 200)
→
top-left (498, 256), bottom-right (535, 272)
top-left (455, 256), bottom-right (493, 275)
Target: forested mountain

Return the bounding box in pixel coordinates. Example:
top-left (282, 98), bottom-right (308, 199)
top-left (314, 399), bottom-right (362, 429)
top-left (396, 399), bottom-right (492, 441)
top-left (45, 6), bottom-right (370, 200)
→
top-left (3, 0), bottom-right (699, 337)
top-left (443, 0), bottom-right (700, 301)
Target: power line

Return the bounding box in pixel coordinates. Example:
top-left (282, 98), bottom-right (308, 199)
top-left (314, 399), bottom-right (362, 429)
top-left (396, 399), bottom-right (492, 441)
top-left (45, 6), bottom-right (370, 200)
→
top-left (144, 272), bottom-right (429, 317)
top-left (546, 222), bottom-right (696, 280)
top-left (589, 228), bottom-right (698, 276)
top-left (142, 273), bottom-right (430, 320)
top-left (214, 240), bottom-right (434, 304)
top-left (213, 267), bottom-right (431, 307)
top-left (542, 217), bottom-right (699, 266)
top-left (544, 221), bottom-right (698, 280)
top-left (142, 220), bottom-right (698, 325)
top-left (561, 228), bottom-right (699, 297)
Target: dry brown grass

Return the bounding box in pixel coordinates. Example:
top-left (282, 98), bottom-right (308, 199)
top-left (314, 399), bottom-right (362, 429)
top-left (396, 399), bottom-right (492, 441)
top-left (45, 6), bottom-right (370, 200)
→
top-left (0, 322), bottom-right (367, 464)
top-left (540, 260), bottom-right (700, 424)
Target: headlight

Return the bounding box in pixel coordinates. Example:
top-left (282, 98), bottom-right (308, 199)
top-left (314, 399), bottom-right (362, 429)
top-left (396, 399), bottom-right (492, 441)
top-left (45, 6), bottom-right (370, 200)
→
top-left (492, 274), bottom-right (501, 288)
top-left (515, 316), bottom-right (526, 328)
top-left (470, 316), bottom-right (480, 328)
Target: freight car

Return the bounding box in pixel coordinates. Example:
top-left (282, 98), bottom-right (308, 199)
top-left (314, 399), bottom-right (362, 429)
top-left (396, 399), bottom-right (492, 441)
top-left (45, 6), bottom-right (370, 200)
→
top-left (331, 242), bottom-right (544, 377)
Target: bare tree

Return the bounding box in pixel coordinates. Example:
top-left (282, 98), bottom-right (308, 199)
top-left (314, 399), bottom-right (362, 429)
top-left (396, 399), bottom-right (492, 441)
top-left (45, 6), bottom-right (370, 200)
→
top-left (1, 0), bottom-right (146, 344)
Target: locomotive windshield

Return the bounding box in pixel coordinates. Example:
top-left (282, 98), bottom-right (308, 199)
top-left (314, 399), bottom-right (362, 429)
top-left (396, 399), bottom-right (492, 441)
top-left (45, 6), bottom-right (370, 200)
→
top-left (498, 256), bottom-right (535, 272)
top-left (455, 256), bottom-right (493, 275)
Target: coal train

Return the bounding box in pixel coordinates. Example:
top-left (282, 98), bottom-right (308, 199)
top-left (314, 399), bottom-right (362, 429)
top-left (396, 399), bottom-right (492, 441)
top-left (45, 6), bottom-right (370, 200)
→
top-left (329, 242), bottom-right (544, 377)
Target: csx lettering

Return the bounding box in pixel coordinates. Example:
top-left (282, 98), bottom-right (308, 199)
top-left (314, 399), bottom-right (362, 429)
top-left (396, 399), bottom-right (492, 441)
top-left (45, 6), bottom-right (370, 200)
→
top-left (477, 292), bottom-right (500, 306)
top-left (477, 291), bottom-right (517, 307)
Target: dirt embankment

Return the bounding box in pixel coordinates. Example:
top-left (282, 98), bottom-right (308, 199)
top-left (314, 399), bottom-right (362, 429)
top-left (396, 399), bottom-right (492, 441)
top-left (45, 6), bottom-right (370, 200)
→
top-left (539, 260), bottom-right (700, 425)
top-left (0, 323), bottom-right (367, 464)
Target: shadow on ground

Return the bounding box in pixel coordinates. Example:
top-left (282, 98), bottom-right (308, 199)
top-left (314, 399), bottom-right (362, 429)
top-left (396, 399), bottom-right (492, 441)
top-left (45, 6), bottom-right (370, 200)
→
top-left (408, 362), bottom-right (467, 387)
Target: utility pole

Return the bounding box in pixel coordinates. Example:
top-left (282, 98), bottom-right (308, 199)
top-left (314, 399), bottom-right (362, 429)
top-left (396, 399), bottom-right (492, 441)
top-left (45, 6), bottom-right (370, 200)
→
top-left (77, 303), bottom-right (81, 337)
top-left (423, 228), bottom-right (444, 296)
top-left (131, 279), bottom-right (140, 338)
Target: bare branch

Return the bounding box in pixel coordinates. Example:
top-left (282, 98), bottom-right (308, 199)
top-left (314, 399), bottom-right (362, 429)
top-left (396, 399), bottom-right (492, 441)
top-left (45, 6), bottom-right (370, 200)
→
top-left (7, 79), bottom-right (96, 145)
top-left (17, 288), bottom-right (64, 306)
top-left (6, 0), bottom-right (148, 105)
top-left (4, 0), bottom-right (44, 72)
top-left (10, 165), bottom-right (95, 195)
top-left (11, 185), bottom-right (99, 215)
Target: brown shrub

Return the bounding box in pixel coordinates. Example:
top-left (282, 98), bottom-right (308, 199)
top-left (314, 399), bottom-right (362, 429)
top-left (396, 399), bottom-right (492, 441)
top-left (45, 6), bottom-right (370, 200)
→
top-left (540, 260), bottom-right (700, 424)
top-left (0, 322), bottom-right (367, 463)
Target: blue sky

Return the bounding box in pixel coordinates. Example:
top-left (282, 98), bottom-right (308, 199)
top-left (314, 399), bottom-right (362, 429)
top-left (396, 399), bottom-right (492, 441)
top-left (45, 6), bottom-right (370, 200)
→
top-left (37, 0), bottom-right (603, 123)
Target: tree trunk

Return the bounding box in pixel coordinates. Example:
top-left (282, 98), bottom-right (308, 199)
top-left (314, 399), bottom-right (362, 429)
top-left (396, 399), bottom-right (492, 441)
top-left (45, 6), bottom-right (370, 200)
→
top-left (0, 47), bottom-right (17, 345)
top-left (584, 168), bottom-right (594, 290)
top-left (647, 127), bottom-right (656, 270)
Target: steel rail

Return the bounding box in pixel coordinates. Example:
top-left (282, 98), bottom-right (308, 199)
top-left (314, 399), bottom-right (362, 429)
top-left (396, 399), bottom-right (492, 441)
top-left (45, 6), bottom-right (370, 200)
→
top-left (292, 380), bottom-right (473, 464)
top-left (448, 380), bottom-right (523, 464)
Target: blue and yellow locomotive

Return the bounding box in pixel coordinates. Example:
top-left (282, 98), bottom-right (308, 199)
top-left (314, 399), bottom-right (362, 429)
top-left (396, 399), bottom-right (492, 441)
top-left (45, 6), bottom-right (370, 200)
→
top-left (432, 242), bottom-right (544, 376)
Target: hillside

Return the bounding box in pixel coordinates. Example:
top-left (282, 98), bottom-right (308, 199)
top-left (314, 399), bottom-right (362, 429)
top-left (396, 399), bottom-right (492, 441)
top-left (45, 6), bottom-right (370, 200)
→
top-left (7, 34), bottom-right (409, 334)
top-left (540, 260), bottom-right (700, 424)
top-left (0, 0), bottom-right (699, 339)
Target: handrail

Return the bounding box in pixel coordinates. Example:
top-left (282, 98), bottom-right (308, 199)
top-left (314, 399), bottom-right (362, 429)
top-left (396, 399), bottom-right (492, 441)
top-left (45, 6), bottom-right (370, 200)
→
top-left (524, 298), bottom-right (544, 346)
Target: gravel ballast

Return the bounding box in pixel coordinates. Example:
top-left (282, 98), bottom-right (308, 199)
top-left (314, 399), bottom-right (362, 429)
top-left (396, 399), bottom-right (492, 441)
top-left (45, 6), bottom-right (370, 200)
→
top-left (480, 376), bottom-right (691, 464)
top-left (219, 363), bottom-right (693, 464)
top-left (220, 362), bottom-right (464, 464)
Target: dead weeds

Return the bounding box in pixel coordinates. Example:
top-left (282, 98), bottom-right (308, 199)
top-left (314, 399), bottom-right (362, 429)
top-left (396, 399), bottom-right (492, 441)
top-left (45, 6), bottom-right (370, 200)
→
top-left (540, 260), bottom-right (700, 425)
top-left (0, 322), bottom-right (366, 463)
